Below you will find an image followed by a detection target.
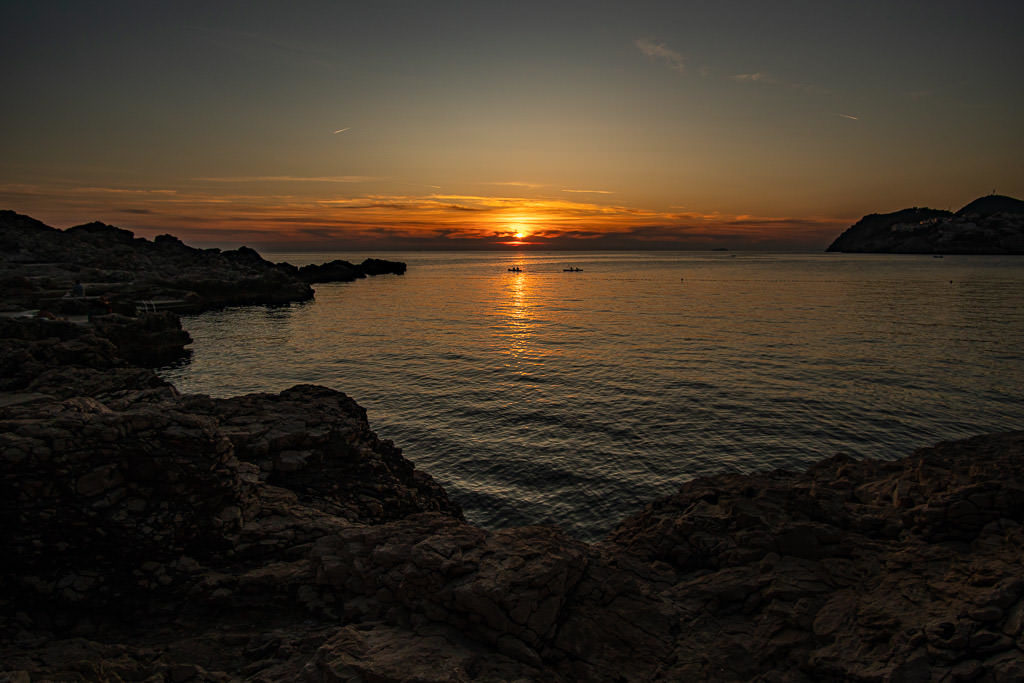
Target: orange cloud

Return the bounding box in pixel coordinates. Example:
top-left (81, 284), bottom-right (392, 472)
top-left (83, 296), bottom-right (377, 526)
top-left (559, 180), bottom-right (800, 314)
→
top-left (0, 181), bottom-right (851, 251)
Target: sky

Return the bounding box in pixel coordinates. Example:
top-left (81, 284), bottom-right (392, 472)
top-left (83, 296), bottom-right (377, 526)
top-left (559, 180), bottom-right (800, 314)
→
top-left (1, 0), bottom-right (1022, 251)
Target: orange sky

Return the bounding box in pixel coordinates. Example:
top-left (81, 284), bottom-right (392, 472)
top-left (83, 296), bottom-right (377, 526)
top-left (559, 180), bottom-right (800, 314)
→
top-left (2, 3), bottom-right (1021, 251)
top-left (0, 180), bottom-right (852, 250)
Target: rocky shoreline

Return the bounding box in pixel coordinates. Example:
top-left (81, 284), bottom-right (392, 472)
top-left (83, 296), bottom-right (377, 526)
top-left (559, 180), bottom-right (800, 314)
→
top-left (0, 210), bottom-right (405, 316)
top-left (3, 215), bottom-right (1024, 681)
top-left (1, 211), bottom-right (406, 366)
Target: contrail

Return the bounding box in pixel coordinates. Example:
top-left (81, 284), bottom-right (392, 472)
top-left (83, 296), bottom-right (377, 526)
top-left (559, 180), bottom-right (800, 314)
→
top-left (333, 127), bottom-right (351, 134)
top-left (838, 114), bottom-right (859, 120)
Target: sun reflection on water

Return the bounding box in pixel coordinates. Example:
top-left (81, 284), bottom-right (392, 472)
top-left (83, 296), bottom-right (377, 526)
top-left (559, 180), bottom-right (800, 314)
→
top-left (501, 269), bottom-right (535, 373)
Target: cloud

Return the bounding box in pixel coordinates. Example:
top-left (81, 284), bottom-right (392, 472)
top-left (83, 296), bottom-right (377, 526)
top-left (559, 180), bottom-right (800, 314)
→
top-left (1, 179), bottom-right (851, 251)
top-left (194, 175), bottom-right (377, 183)
top-left (483, 181), bottom-right (546, 189)
top-left (73, 187), bottom-right (178, 195)
top-left (635, 39), bottom-right (685, 73)
top-left (732, 72), bottom-right (776, 84)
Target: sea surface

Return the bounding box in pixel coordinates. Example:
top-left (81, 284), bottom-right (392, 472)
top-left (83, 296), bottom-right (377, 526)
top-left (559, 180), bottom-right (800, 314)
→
top-left (159, 252), bottom-right (1024, 541)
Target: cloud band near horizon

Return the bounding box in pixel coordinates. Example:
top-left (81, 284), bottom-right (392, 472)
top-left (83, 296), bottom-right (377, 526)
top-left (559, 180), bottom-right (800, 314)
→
top-left (0, 181), bottom-right (852, 251)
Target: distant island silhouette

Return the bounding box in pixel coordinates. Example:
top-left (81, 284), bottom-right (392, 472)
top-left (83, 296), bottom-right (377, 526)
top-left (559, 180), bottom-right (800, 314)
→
top-left (827, 194), bottom-right (1024, 254)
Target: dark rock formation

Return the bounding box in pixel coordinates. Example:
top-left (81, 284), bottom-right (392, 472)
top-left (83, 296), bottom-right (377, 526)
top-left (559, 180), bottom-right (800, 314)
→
top-left (89, 312), bottom-right (193, 366)
top-left (827, 194), bottom-right (1024, 254)
top-left (1, 210), bottom-right (408, 370)
top-left (295, 259), bottom-right (365, 283)
top-left (180, 385), bottom-right (458, 522)
top-left (2, 312), bottom-right (1023, 680)
top-left (358, 257), bottom-right (407, 277)
top-left (0, 210), bottom-right (312, 315)
top-left (293, 257), bottom-right (407, 283)
top-left (958, 195), bottom-right (1024, 218)
top-left (0, 211), bottom-right (406, 317)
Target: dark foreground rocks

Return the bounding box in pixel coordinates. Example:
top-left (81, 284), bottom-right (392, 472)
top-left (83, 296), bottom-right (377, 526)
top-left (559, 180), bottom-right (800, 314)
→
top-left (826, 194), bottom-right (1024, 254)
top-left (2, 316), bottom-right (1023, 681)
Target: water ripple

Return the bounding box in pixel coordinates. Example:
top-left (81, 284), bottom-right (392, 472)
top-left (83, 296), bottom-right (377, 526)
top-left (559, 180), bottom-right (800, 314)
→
top-left (160, 252), bottom-right (1024, 541)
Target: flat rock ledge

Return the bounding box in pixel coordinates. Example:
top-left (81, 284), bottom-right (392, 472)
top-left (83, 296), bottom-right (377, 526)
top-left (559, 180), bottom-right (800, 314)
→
top-left (2, 317), bottom-right (1023, 681)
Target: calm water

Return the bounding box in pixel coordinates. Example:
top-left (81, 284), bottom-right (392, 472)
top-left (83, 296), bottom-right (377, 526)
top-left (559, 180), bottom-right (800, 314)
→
top-left (159, 252), bottom-right (1024, 541)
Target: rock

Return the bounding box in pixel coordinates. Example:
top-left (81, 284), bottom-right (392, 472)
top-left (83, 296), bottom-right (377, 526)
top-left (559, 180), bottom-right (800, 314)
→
top-left (66, 221), bottom-right (136, 244)
top-left (303, 622), bottom-right (540, 682)
top-left (181, 384), bottom-right (461, 523)
top-left (90, 311), bottom-right (192, 365)
top-left (0, 672), bottom-right (31, 683)
top-left (358, 258), bottom-right (407, 276)
top-left (296, 259), bottom-right (364, 283)
top-left (0, 210), bottom-right (403, 316)
top-left (0, 317), bottom-right (125, 392)
top-left (294, 257), bottom-right (406, 283)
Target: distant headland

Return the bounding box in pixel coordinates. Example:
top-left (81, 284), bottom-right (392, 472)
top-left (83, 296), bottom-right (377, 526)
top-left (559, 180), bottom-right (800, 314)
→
top-left (0, 210), bottom-right (406, 315)
top-left (827, 194), bottom-right (1024, 254)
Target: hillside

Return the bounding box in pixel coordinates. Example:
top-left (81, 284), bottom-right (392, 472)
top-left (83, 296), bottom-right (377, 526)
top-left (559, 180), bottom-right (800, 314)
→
top-left (826, 194), bottom-right (1024, 254)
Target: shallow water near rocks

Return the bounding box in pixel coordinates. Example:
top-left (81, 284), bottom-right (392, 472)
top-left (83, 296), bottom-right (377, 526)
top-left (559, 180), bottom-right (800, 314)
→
top-left (159, 252), bottom-right (1024, 541)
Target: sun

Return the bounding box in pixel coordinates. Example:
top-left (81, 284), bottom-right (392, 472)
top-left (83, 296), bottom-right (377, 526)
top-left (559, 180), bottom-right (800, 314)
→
top-left (494, 216), bottom-right (540, 245)
top-left (510, 225), bottom-right (531, 240)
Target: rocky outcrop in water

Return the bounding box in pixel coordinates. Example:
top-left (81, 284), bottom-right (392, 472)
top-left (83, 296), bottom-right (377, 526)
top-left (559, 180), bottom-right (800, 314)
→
top-left (1, 210), bottom-right (407, 370)
top-left (3, 310), bottom-right (1023, 681)
top-left (291, 258), bottom-right (407, 284)
top-left (0, 211), bottom-right (311, 316)
top-left (826, 194), bottom-right (1024, 254)
top-left (0, 211), bottom-right (406, 318)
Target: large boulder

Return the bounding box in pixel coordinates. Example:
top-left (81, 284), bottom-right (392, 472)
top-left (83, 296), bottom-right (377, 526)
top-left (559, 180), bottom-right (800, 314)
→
top-left (90, 312), bottom-right (193, 365)
top-left (0, 394), bottom-right (257, 618)
top-left (181, 384), bottom-right (462, 523)
top-left (359, 258), bottom-right (406, 276)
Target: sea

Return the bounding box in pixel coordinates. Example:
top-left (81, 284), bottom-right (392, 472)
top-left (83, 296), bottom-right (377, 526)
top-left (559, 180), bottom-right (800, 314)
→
top-left (158, 252), bottom-right (1024, 542)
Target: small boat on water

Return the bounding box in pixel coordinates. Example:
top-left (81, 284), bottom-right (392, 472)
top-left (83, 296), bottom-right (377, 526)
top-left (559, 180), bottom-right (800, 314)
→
top-left (563, 266), bottom-right (583, 272)
top-left (508, 266), bottom-right (523, 272)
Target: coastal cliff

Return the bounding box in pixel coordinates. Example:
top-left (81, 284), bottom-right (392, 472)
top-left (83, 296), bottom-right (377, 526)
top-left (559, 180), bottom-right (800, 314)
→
top-left (826, 194), bottom-right (1024, 254)
top-left (2, 220), bottom-right (1024, 681)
